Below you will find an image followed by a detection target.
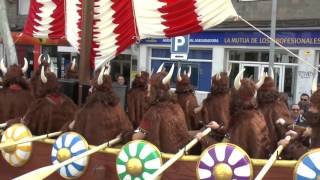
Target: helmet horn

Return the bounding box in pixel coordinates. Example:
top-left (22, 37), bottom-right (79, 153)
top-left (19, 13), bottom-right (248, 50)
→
top-left (98, 66), bottom-right (106, 85)
top-left (157, 63), bottom-right (164, 73)
top-left (71, 58), bottom-right (76, 71)
top-left (40, 66), bottom-right (47, 83)
top-left (234, 69), bottom-right (245, 90)
top-left (22, 58), bottom-right (28, 73)
top-left (177, 67), bottom-right (182, 82)
top-left (256, 71), bottom-right (266, 89)
top-left (0, 58), bottom-right (7, 74)
top-left (162, 64), bottom-right (174, 85)
top-left (187, 66), bottom-right (191, 78)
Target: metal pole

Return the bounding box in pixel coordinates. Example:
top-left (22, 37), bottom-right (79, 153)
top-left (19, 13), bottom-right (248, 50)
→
top-left (268, 0), bottom-right (277, 74)
top-left (0, 0), bottom-right (17, 65)
top-left (78, 0), bottom-right (94, 105)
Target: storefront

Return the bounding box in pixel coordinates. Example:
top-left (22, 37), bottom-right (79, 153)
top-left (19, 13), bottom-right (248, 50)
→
top-left (138, 30), bottom-right (320, 104)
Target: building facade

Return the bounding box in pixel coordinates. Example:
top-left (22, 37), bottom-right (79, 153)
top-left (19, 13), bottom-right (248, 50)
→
top-left (135, 0), bottom-right (320, 104)
top-left (1, 0), bottom-right (320, 104)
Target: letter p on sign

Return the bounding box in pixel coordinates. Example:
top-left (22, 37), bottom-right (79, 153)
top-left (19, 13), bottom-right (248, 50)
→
top-left (174, 36), bottom-right (185, 51)
top-left (171, 35), bottom-right (189, 60)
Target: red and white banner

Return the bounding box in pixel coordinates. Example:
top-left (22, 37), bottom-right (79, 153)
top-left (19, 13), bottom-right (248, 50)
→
top-left (133, 0), bottom-right (238, 39)
top-left (24, 0), bottom-right (237, 69)
top-left (94, 0), bottom-right (237, 69)
top-left (65, 0), bottom-right (82, 51)
top-left (92, 0), bottom-right (136, 68)
top-left (23, 0), bottom-right (65, 39)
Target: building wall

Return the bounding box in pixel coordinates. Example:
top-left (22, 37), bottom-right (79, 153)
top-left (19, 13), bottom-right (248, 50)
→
top-left (5, 0), bottom-right (27, 31)
top-left (232, 0), bottom-right (320, 21)
top-left (296, 49), bottom-right (317, 102)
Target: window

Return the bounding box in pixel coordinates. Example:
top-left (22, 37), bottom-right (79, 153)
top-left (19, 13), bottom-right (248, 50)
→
top-left (151, 48), bottom-right (212, 60)
top-left (229, 49), bottom-right (298, 63)
top-left (18, 0), bottom-right (30, 15)
top-left (151, 48), bottom-right (212, 91)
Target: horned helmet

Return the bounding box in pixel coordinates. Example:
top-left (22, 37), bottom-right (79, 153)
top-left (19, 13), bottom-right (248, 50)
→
top-left (233, 68), bottom-right (266, 101)
top-left (0, 58), bottom-right (29, 89)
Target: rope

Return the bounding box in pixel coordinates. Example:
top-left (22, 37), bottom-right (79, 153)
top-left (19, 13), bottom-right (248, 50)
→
top-left (130, 0), bottom-right (140, 42)
top-left (237, 16), bottom-right (320, 73)
top-left (13, 32), bottom-right (23, 44)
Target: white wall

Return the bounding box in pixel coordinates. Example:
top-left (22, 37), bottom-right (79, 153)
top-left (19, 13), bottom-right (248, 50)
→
top-left (138, 45), bottom-right (148, 71)
top-left (295, 49), bottom-right (317, 103)
top-left (211, 47), bottom-right (225, 75)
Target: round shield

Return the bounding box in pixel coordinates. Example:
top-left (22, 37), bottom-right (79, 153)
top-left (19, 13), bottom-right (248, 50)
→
top-left (116, 140), bottom-right (162, 180)
top-left (196, 143), bottom-right (253, 180)
top-left (1, 123), bottom-right (32, 167)
top-left (294, 148), bottom-right (320, 180)
top-left (51, 132), bottom-right (89, 179)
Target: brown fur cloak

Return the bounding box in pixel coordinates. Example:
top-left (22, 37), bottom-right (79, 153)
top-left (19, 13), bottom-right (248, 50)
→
top-left (200, 72), bottom-right (231, 143)
top-left (257, 77), bottom-right (292, 151)
top-left (175, 73), bottom-right (200, 130)
top-left (23, 69), bottom-right (77, 135)
top-left (138, 72), bottom-right (192, 153)
top-left (127, 71), bottom-right (149, 128)
top-left (0, 65), bottom-right (34, 123)
top-left (229, 79), bottom-right (272, 159)
top-left (68, 69), bottom-right (133, 145)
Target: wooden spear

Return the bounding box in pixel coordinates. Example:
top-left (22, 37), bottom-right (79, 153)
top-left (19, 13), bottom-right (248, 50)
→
top-left (13, 135), bottom-right (121, 180)
top-left (150, 128), bottom-right (212, 179)
top-left (254, 135), bottom-right (291, 180)
top-left (0, 131), bottom-right (62, 149)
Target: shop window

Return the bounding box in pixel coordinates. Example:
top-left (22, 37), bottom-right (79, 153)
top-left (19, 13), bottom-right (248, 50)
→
top-left (152, 49), bottom-right (171, 58)
top-left (152, 48), bottom-right (212, 60)
top-left (229, 50), bottom-right (241, 61)
top-left (161, 62), bottom-right (199, 88)
top-left (244, 52), bottom-right (259, 61)
top-left (229, 49), bottom-right (298, 63)
top-left (188, 50), bottom-right (212, 60)
top-left (151, 60), bottom-right (211, 91)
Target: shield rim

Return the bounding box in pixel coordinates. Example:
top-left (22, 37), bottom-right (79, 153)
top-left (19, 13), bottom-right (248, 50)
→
top-left (294, 148), bottom-right (320, 180)
top-left (196, 142), bottom-right (253, 180)
top-left (116, 139), bottom-right (163, 180)
top-left (52, 131), bottom-right (89, 179)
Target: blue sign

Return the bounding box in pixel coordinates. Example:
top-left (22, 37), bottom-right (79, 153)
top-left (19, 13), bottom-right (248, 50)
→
top-left (170, 35), bottom-right (190, 60)
top-left (142, 30), bottom-right (320, 47)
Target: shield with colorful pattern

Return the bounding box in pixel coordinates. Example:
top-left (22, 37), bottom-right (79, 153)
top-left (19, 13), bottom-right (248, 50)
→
top-left (51, 132), bottom-right (89, 179)
top-left (197, 143), bottom-right (253, 180)
top-left (1, 123), bottom-right (32, 167)
top-left (116, 140), bottom-right (162, 180)
top-left (294, 148), bottom-right (320, 180)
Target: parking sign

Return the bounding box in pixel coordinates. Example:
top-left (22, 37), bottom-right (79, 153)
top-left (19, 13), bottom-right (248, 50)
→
top-left (171, 35), bottom-right (190, 60)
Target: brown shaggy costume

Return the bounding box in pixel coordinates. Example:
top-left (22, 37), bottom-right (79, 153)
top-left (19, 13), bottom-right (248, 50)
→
top-left (200, 72), bottom-right (231, 144)
top-left (64, 63), bottom-right (78, 79)
top-left (257, 77), bottom-right (292, 151)
top-left (30, 62), bottom-right (51, 98)
top-left (23, 68), bottom-right (77, 135)
top-left (67, 68), bottom-right (133, 145)
top-left (0, 64), bottom-right (34, 123)
top-left (137, 71), bottom-right (192, 153)
top-left (306, 89), bottom-right (320, 148)
top-left (127, 71), bottom-right (150, 129)
top-left (175, 73), bottom-right (200, 130)
top-left (229, 79), bottom-right (272, 159)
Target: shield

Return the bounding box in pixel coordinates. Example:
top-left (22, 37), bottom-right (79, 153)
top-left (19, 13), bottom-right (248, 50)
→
top-left (1, 123), bottom-right (32, 167)
top-left (51, 132), bottom-right (89, 179)
top-left (196, 143), bottom-right (253, 180)
top-left (116, 140), bottom-right (162, 180)
top-left (294, 148), bottom-right (320, 180)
